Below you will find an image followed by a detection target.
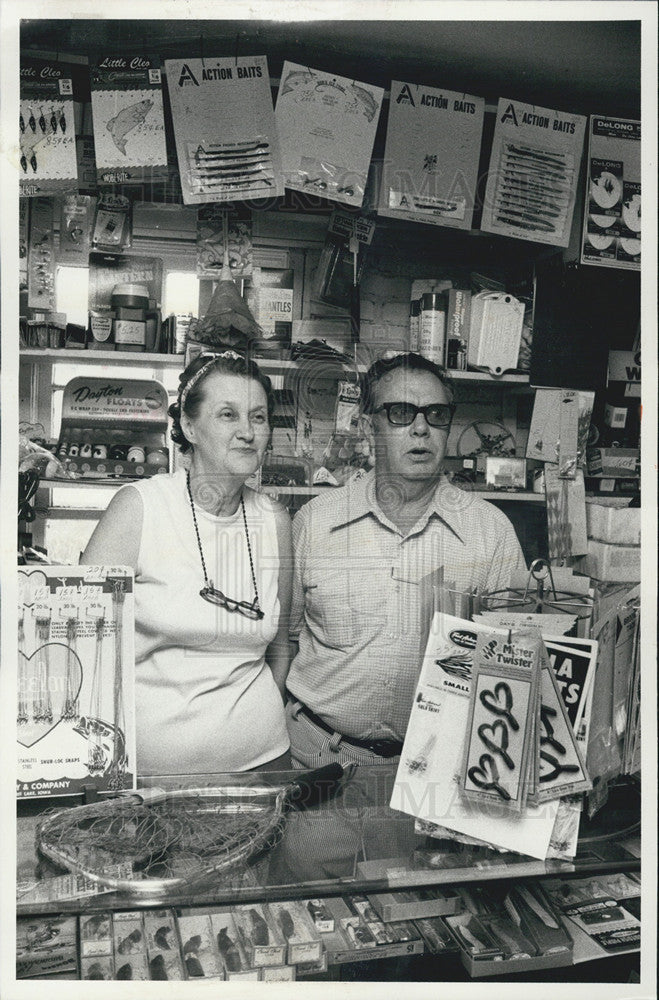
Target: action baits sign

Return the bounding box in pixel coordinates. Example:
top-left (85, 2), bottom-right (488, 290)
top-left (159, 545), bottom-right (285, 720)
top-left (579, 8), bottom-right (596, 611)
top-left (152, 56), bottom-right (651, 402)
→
top-left (481, 97), bottom-right (586, 247)
top-left (90, 55), bottom-right (168, 185)
top-left (165, 54), bottom-right (284, 205)
top-left (19, 57), bottom-right (81, 196)
top-left (378, 80), bottom-right (485, 230)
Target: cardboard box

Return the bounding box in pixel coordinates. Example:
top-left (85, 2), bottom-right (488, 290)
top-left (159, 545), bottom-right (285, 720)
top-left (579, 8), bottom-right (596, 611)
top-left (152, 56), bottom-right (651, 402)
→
top-left (586, 499), bottom-right (640, 546)
top-left (209, 909), bottom-right (257, 979)
top-left (262, 963), bottom-right (297, 981)
top-left (176, 910), bottom-right (225, 981)
top-left (446, 288), bottom-right (471, 370)
top-left (143, 909), bottom-right (185, 981)
top-left (112, 911), bottom-right (150, 982)
top-left (232, 904), bottom-right (287, 968)
top-left (413, 916), bottom-right (457, 954)
top-left (266, 900), bottom-right (323, 964)
top-left (580, 538), bottom-right (640, 582)
top-left (368, 889), bottom-right (460, 922)
top-left (17, 915), bottom-right (78, 978)
top-left (79, 912), bottom-right (113, 958)
top-left (587, 448), bottom-right (639, 478)
top-left (305, 898), bottom-right (335, 932)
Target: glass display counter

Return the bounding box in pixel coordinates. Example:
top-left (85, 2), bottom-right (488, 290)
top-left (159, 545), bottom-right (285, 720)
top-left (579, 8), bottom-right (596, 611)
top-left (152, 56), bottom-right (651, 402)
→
top-left (17, 765), bottom-right (640, 918)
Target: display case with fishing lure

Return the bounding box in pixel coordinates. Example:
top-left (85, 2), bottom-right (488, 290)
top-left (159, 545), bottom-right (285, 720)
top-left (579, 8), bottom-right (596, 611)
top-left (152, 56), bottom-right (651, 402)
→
top-left (56, 376), bottom-right (170, 480)
top-left (17, 565), bottom-right (135, 799)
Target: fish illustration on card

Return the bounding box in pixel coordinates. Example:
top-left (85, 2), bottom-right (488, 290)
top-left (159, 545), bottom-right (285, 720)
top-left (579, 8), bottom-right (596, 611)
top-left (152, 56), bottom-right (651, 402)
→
top-left (107, 99), bottom-right (153, 154)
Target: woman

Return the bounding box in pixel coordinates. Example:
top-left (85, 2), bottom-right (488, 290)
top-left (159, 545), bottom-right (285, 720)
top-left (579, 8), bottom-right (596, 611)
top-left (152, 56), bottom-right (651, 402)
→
top-left (81, 349), bottom-right (292, 775)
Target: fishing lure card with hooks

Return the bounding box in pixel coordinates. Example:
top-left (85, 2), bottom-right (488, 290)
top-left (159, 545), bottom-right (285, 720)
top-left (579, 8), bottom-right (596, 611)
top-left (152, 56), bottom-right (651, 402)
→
top-left (20, 57), bottom-right (81, 197)
top-left (165, 54), bottom-right (284, 205)
top-left (17, 565), bottom-right (135, 799)
top-left (460, 630), bottom-right (542, 813)
top-left (274, 62), bottom-right (384, 208)
top-left (90, 55), bottom-right (168, 184)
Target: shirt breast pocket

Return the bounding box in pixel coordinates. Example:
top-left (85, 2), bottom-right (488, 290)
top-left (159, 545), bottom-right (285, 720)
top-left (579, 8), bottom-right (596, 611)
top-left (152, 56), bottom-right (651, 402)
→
top-left (305, 567), bottom-right (374, 651)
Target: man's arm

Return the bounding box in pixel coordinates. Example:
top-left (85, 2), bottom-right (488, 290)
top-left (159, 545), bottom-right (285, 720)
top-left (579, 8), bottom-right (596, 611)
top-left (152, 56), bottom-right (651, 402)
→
top-left (485, 517), bottom-right (527, 594)
top-left (265, 501), bottom-right (293, 699)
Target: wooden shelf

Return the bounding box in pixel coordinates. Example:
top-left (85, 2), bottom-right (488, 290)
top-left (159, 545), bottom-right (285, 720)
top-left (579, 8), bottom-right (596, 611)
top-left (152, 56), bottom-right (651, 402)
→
top-left (20, 349), bottom-right (531, 386)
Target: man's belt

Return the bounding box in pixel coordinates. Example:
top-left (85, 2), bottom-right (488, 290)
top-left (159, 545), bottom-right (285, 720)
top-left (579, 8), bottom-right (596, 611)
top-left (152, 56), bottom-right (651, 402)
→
top-left (296, 703), bottom-right (403, 758)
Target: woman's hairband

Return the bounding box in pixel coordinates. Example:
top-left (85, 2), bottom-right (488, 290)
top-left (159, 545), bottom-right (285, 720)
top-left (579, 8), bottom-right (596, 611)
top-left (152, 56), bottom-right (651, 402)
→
top-left (179, 351), bottom-right (245, 409)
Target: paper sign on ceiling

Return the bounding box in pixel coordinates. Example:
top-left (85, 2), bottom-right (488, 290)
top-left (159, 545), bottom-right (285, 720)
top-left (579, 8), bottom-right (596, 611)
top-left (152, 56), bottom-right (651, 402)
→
top-left (481, 98), bottom-right (586, 247)
top-left (20, 57), bottom-right (80, 197)
top-left (275, 62), bottom-right (384, 208)
top-left (581, 116), bottom-right (640, 271)
top-left (378, 81), bottom-right (485, 230)
top-left (90, 55), bottom-right (168, 185)
top-left (165, 55), bottom-right (283, 205)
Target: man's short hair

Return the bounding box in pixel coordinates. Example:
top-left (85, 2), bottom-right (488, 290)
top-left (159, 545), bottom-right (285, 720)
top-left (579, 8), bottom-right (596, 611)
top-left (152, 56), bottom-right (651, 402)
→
top-left (361, 352), bottom-right (455, 414)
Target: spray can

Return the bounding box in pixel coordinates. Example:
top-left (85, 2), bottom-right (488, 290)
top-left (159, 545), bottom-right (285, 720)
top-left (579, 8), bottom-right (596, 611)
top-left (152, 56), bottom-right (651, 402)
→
top-left (409, 299), bottom-right (421, 353)
top-left (418, 292), bottom-right (447, 366)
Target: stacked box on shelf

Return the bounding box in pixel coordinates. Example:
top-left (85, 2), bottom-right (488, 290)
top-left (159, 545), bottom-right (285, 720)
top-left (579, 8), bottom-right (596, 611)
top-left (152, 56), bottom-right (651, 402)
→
top-left (176, 909), bottom-right (225, 981)
top-left (322, 895), bottom-right (425, 964)
top-left (78, 912), bottom-right (114, 981)
top-left (367, 887), bottom-right (461, 922)
top-left (17, 915), bottom-right (78, 979)
top-left (579, 497), bottom-right (641, 582)
top-left (266, 900), bottom-right (323, 964)
top-left (209, 908), bottom-right (261, 980)
top-left (445, 883), bottom-right (573, 977)
top-left (143, 909), bottom-right (185, 981)
top-left (231, 903), bottom-right (287, 968)
top-left (111, 911), bottom-right (150, 981)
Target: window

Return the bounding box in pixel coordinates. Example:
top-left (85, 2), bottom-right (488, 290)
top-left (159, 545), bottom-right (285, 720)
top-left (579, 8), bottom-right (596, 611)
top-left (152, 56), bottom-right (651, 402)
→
top-left (164, 271), bottom-right (200, 317)
top-left (56, 265), bottom-right (89, 327)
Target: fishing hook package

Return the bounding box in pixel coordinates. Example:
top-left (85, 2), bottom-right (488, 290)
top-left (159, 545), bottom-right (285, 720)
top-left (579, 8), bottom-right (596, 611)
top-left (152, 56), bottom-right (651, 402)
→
top-left (17, 566), bottom-right (135, 799)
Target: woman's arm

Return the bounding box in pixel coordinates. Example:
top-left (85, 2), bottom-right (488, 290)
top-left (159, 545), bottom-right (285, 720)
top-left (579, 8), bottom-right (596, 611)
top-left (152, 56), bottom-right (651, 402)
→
top-left (80, 485), bottom-right (144, 570)
top-left (265, 500), bottom-right (293, 700)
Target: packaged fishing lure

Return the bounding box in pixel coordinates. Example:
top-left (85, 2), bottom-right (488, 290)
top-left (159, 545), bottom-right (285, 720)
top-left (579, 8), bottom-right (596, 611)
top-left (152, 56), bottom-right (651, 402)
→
top-left (17, 565), bottom-right (135, 799)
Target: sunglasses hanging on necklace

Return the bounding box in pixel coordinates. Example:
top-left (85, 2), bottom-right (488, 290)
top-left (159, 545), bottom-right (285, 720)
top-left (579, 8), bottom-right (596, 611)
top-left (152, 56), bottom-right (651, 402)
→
top-left (186, 471), bottom-right (264, 621)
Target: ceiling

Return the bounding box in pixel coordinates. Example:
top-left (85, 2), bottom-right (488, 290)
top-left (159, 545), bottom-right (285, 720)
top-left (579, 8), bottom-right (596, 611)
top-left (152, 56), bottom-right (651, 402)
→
top-left (21, 18), bottom-right (641, 118)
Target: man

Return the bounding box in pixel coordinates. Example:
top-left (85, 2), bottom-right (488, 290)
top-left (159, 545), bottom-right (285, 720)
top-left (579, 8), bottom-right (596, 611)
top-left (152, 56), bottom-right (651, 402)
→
top-left (286, 352), bottom-right (526, 767)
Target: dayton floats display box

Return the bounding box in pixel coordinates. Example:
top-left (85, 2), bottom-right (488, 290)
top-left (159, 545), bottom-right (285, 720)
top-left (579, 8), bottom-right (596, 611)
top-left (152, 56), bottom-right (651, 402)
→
top-left (56, 376), bottom-right (170, 479)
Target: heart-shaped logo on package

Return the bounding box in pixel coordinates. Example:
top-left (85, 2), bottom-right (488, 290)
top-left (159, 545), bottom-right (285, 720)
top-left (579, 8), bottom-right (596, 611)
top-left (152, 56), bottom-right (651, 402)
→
top-left (477, 720), bottom-right (514, 770)
top-left (17, 643), bottom-right (83, 748)
top-left (479, 681), bottom-right (519, 731)
top-left (18, 569), bottom-right (49, 610)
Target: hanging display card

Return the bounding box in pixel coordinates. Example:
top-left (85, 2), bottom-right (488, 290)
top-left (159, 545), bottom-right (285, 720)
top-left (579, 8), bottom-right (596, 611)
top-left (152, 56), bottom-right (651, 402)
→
top-left (581, 116), bottom-right (640, 270)
top-left (544, 465), bottom-right (588, 559)
top-left (378, 81), bottom-right (484, 229)
top-left (17, 566), bottom-right (135, 799)
top-left (165, 55), bottom-right (283, 204)
top-left (27, 197), bottom-right (56, 310)
top-left (275, 62), bottom-right (384, 208)
top-left (526, 388), bottom-right (594, 467)
top-left (20, 57), bottom-right (80, 196)
top-left (460, 630), bottom-right (541, 813)
top-left (90, 55), bottom-right (168, 184)
top-left (481, 98), bottom-right (586, 247)
top-left (197, 205), bottom-right (253, 278)
top-left (389, 615), bottom-right (559, 860)
top-left (58, 194), bottom-right (96, 266)
top-left (532, 645), bottom-right (591, 804)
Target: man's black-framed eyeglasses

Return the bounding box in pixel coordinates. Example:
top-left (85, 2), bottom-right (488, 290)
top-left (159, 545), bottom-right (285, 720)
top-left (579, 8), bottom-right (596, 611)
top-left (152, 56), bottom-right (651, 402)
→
top-left (373, 401), bottom-right (456, 427)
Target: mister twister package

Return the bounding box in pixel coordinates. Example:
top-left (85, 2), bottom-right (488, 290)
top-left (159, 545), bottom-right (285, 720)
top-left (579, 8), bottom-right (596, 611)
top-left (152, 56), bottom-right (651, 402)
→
top-left (17, 566), bottom-right (135, 798)
top-left (90, 55), bottom-right (168, 184)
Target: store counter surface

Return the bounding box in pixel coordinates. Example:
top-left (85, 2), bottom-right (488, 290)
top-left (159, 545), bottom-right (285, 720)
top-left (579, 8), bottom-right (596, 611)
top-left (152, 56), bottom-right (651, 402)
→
top-left (17, 766), bottom-right (640, 916)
